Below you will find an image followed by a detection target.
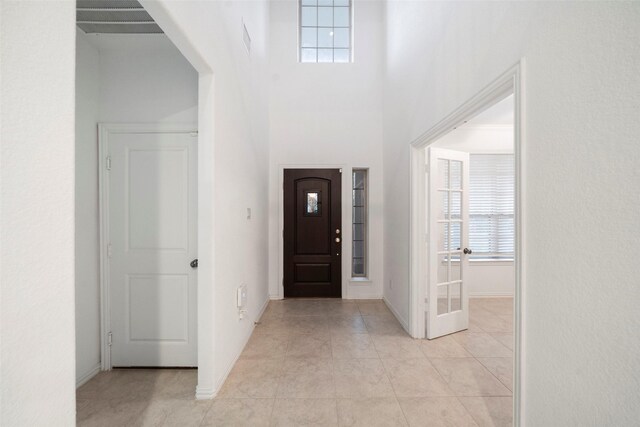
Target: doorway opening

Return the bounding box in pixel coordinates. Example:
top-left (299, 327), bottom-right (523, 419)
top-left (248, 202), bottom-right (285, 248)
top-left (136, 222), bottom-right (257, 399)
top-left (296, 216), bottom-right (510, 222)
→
top-left (74, 0), bottom-right (201, 393)
top-left (409, 64), bottom-right (523, 424)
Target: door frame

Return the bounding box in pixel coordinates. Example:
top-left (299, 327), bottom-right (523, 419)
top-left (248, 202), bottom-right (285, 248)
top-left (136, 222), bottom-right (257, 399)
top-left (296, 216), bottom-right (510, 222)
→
top-left (98, 122), bottom-right (198, 370)
top-left (408, 61), bottom-right (525, 424)
top-left (277, 164), bottom-right (350, 300)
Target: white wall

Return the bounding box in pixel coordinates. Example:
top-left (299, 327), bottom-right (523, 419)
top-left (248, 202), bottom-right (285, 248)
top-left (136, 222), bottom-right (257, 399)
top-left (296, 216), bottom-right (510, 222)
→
top-left (433, 125), bottom-right (515, 297)
top-left (94, 34), bottom-right (198, 123)
top-left (75, 30), bottom-right (101, 387)
top-left (74, 31), bottom-right (198, 386)
top-left (268, 0), bottom-right (385, 299)
top-left (140, 0), bottom-right (271, 398)
top-left (0, 1), bottom-right (76, 425)
top-left (383, 2), bottom-right (640, 424)
top-left (434, 126), bottom-right (514, 154)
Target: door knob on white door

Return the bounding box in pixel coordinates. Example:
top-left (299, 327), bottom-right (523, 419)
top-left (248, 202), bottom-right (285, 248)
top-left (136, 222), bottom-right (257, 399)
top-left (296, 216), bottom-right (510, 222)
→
top-left (463, 248), bottom-right (472, 255)
top-left (190, 259), bottom-right (198, 268)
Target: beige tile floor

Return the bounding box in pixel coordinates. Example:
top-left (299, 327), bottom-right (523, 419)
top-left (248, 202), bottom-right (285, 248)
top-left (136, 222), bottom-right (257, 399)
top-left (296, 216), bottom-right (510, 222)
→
top-left (77, 298), bottom-right (513, 426)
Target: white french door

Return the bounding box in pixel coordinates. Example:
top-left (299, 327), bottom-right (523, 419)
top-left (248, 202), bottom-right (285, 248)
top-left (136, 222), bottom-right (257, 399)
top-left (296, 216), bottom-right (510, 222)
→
top-left (106, 127), bottom-right (198, 366)
top-left (426, 147), bottom-right (470, 339)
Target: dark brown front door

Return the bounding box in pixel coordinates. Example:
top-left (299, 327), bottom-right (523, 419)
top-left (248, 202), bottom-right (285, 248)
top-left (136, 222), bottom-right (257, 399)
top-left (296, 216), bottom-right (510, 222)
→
top-left (284, 169), bottom-right (342, 298)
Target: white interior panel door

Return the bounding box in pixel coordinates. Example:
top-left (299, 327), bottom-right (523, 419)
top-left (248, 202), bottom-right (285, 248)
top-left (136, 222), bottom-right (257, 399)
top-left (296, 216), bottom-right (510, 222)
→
top-left (108, 130), bottom-right (197, 366)
top-left (427, 147), bottom-right (470, 339)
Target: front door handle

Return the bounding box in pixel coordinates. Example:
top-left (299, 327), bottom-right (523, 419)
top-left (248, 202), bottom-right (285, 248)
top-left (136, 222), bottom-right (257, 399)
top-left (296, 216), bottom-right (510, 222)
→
top-left (190, 259), bottom-right (198, 268)
top-left (463, 248), bottom-right (473, 255)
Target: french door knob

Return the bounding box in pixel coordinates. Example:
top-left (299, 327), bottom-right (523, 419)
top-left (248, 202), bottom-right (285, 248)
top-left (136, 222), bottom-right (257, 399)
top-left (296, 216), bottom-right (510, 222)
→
top-left (463, 248), bottom-right (472, 255)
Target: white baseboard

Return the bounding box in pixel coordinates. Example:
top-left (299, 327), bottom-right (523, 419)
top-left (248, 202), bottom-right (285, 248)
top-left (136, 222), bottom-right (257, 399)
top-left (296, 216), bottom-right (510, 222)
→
top-left (198, 296), bottom-right (270, 400)
top-left (256, 296), bottom-right (270, 320)
top-left (76, 364), bottom-right (101, 389)
top-left (344, 294), bottom-right (383, 300)
top-left (383, 297), bottom-right (410, 334)
top-left (195, 385), bottom-right (216, 400)
top-left (470, 292), bottom-right (514, 298)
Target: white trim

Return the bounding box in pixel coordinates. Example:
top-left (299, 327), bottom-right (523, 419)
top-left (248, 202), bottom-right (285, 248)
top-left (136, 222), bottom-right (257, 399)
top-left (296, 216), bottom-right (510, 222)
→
top-left (195, 385), bottom-right (216, 400)
top-left (277, 164), bottom-right (350, 299)
top-left (469, 292), bottom-right (514, 298)
top-left (98, 123), bottom-right (198, 371)
top-left (346, 291), bottom-right (382, 300)
top-left (461, 124), bottom-right (513, 131)
top-left (256, 296), bottom-right (270, 322)
top-left (383, 297), bottom-right (410, 334)
top-left (198, 296), bottom-right (270, 400)
top-left (76, 364), bottom-right (101, 389)
top-left (408, 61), bottom-right (525, 426)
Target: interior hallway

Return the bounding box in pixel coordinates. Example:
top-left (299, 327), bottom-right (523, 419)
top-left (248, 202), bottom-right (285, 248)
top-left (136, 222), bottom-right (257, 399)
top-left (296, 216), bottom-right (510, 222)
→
top-left (77, 298), bottom-right (513, 426)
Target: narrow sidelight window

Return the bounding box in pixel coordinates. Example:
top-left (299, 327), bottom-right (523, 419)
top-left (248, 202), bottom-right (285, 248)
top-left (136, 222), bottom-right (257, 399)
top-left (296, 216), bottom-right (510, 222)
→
top-left (352, 169), bottom-right (367, 277)
top-left (299, 0), bottom-right (352, 63)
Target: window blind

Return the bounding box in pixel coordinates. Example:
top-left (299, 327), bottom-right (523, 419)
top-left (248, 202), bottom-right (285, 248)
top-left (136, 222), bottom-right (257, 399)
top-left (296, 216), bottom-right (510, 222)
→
top-left (468, 154), bottom-right (514, 259)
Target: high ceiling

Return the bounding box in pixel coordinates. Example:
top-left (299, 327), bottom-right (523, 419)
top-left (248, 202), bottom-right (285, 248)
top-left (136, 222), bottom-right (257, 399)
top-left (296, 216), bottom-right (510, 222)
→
top-left (76, 0), bottom-right (163, 34)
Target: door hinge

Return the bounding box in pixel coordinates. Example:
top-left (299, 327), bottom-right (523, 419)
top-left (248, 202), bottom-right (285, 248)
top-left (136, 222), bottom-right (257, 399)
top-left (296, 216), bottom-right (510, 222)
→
top-left (106, 156), bottom-right (112, 170)
top-left (425, 163), bottom-right (429, 174)
top-left (189, 131), bottom-right (198, 137)
top-left (339, 168), bottom-right (342, 174)
top-left (107, 332), bottom-right (113, 346)
top-left (107, 243), bottom-right (112, 258)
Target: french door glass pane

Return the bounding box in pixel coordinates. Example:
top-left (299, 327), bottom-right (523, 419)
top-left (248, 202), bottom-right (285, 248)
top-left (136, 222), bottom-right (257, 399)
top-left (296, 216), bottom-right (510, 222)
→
top-left (451, 160), bottom-right (462, 189)
top-left (438, 159), bottom-right (449, 188)
top-left (437, 254), bottom-right (448, 283)
top-left (451, 282), bottom-right (461, 312)
top-left (450, 222), bottom-right (461, 251)
top-left (439, 191), bottom-right (449, 220)
top-left (451, 261), bottom-right (461, 282)
top-left (437, 285), bottom-right (449, 315)
top-left (438, 222), bottom-right (449, 252)
top-left (450, 191), bottom-right (461, 220)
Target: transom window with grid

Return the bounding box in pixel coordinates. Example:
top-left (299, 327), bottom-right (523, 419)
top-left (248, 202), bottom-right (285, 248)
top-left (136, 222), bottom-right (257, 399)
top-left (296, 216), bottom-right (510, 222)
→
top-left (299, 0), bottom-right (352, 63)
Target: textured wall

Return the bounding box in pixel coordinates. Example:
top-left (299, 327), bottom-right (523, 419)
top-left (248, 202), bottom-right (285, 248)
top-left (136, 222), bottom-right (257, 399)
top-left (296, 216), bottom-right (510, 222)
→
top-left (0, 0), bottom-right (77, 424)
top-left (383, 2), bottom-right (640, 424)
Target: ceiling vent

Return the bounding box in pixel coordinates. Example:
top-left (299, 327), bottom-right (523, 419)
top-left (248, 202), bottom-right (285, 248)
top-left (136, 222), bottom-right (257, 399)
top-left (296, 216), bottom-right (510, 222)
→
top-left (76, 0), bottom-right (163, 34)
